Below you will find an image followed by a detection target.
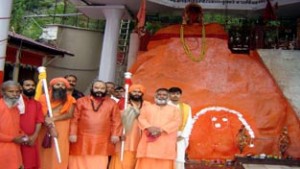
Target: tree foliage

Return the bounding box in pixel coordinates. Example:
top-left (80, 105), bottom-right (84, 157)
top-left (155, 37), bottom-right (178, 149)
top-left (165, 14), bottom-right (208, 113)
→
top-left (10, 0), bottom-right (104, 39)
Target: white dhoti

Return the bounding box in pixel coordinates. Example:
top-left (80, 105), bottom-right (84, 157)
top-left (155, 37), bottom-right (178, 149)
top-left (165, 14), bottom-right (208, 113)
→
top-left (175, 138), bottom-right (189, 169)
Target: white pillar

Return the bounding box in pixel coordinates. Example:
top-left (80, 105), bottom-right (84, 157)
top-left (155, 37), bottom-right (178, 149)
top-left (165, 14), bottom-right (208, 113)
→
top-left (98, 8), bottom-right (123, 82)
top-left (127, 32), bottom-right (140, 70)
top-left (0, 0), bottom-right (13, 80)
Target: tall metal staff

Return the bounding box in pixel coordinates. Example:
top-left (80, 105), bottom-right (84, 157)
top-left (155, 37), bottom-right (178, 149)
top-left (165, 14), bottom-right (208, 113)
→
top-left (37, 66), bottom-right (62, 163)
top-left (120, 72), bottom-right (132, 161)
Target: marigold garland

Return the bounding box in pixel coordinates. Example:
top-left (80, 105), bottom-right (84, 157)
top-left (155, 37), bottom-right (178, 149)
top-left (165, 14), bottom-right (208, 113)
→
top-left (180, 24), bottom-right (206, 62)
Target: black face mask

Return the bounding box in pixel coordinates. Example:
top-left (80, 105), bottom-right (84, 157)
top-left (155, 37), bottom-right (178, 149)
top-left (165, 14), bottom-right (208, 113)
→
top-left (129, 93), bottom-right (143, 101)
top-left (23, 89), bottom-right (36, 98)
top-left (90, 89), bottom-right (106, 98)
top-left (52, 88), bottom-right (67, 101)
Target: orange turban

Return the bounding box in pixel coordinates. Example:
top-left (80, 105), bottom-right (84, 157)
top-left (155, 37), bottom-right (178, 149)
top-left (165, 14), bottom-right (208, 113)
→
top-left (49, 77), bottom-right (70, 89)
top-left (129, 84), bottom-right (146, 94)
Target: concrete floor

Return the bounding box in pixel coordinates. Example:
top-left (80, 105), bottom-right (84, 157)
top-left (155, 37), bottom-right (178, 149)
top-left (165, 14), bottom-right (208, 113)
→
top-left (243, 164), bottom-right (300, 169)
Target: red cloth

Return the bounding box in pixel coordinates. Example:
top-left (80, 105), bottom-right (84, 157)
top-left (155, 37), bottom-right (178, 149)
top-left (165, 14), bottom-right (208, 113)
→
top-left (20, 96), bottom-right (44, 169)
top-left (263, 0), bottom-right (276, 20)
top-left (0, 99), bottom-right (23, 169)
top-left (137, 0), bottom-right (146, 29)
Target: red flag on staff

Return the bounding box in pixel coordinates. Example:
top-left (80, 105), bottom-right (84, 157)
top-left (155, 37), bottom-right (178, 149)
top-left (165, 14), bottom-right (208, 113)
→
top-left (120, 72), bottom-right (132, 161)
top-left (118, 73), bottom-right (132, 110)
top-left (263, 0), bottom-right (277, 20)
top-left (137, 0), bottom-right (146, 29)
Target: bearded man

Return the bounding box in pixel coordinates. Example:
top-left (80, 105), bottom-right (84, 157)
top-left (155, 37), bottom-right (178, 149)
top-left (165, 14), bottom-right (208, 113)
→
top-left (0, 80), bottom-right (25, 169)
top-left (38, 77), bottom-right (76, 169)
top-left (69, 80), bottom-right (122, 169)
top-left (20, 79), bottom-right (44, 169)
top-left (109, 84), bottom-right (150, 169)
top-left (135, 88), bottom-right (181, 169)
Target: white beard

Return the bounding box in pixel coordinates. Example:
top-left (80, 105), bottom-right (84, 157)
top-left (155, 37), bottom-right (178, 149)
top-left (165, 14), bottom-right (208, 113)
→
top-left (155, 98), bottom-right (168, 105)
top-left (3, 96), bottom-right (19, 107)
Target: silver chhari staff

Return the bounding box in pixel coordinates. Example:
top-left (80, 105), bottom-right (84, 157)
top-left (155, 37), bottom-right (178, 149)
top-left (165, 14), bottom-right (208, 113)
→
top-left (37, 66), bottom-right (62, 163)
top-left (120, 72), bottom-right (132, 161)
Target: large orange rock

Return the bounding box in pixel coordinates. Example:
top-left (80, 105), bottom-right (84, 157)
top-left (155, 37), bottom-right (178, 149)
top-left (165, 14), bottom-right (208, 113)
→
top-left (130, 23), bottom-right (300, 160)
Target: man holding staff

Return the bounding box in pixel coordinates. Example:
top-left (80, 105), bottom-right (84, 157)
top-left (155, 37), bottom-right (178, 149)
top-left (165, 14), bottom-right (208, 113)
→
top-left (38, 77), bottom-right (75, 169)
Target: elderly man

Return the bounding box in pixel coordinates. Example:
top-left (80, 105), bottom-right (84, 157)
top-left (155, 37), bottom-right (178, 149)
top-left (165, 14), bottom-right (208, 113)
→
top-left (135, 88), bottom-right (181, 169)
top-left (39, 77), bottom-right (76, 169)
top-left (110, 84), bottom-right (150, 169)
top-left (168, 87), bottom-right (193, 169)
top-left (0, 80), bottom-right (25, 169)
top-left (69, 80), bottom-right (122, 169)
top-left (20, 79), bottom-right (44, 169)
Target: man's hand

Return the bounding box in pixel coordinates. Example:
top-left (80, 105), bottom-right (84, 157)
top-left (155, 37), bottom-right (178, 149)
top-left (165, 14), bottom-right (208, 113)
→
top-left (13, 135), bottom-right (26, 144)
top-left (120, 135), bottom-right (126, 141)
top-left (177, 136), bottom-right (184, 142)
top-left (27, 135), bottom-right (38, 146)
top-left (147, 127), bottom-right (161, 137)
top-left (111, 135), bottom-right (120, 144)
top-left (45, 117), bottom-right (54, 126)
top-left (48, 125), bottom-right (58, 138)
top-left (69, 135), bottom-right (77, 143)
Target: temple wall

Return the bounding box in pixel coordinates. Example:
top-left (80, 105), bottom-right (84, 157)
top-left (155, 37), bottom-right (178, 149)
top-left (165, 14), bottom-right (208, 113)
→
top-left (43, 25), bottom-right (103, 94)
top-left (258, 49), bottom-right (300, 117)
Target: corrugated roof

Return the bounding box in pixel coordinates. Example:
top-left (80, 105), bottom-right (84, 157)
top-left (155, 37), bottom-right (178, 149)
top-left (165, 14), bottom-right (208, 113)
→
top-left (8, 32), bottom-right (74, 56)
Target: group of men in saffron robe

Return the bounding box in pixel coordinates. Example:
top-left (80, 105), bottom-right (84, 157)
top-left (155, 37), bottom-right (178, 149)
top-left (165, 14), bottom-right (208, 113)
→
top-left (0, 75), bottom-right (193, 169)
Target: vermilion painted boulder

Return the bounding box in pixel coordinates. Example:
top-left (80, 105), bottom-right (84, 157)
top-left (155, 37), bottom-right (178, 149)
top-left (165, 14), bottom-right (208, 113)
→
top-left (130, 23), bottom-right (300, 160)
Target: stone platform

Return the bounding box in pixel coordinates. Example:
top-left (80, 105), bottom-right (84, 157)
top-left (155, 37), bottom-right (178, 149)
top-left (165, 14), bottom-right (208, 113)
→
top-left (185, 157), bottom-right (300, 169)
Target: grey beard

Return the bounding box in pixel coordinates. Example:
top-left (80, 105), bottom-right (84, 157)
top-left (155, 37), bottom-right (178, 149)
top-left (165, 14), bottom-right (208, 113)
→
top-left (155, 98), bottom-right (167, 105)
top-left (52, 88), bottom-right (67, 101)
top-left (3, 96), bottom-right (19, 107)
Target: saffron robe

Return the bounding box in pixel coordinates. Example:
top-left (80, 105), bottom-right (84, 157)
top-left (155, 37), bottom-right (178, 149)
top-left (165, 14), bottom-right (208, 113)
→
top-left (0, 99), bottom-right (23, 169)
top-left (168, 102), bottom-right (193, 169)
top-left (110, 100), bottom-right (151, 169)
top-left (69, 96), bottom-right (122, 169)
top-left (135, 104), bottom-right (181, 169)
top-left (20, 96), bottom-right (44, 169)
top-left (39, 94), bottom-right (76, 169)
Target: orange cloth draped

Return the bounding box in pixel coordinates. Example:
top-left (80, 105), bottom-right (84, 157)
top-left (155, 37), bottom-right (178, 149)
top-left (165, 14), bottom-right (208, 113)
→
top-left (69, 96), bottom-right (122, 156)
top-left (136, 104), bottom-right (180, 168)
top-left (38, 94), bottom-right (76, 169)
top-left (69, 155), bottom-right (108, 169)
top-left (0, 99), bottom-right (23, 169)
top-left (129, 23), bottom-right (300, 160)
top-left (109, 151), bottom-right (136, 169)
top-left (135, 158), bottom-right (174, 169)
top-left (49, 77), bottom-right (70, 89)
top-left (110, 101), bottom-right (151, 169)
top-left (129, 84), bottom-right (146, 94)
